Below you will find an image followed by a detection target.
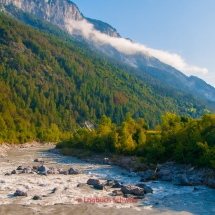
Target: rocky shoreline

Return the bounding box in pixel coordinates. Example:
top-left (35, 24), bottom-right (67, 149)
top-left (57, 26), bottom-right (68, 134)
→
top-left (49, 147), bottom-right (215, 190)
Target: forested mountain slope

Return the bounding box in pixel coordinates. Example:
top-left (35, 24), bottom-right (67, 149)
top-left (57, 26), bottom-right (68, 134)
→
top-left (0, 14), bottom-right (213, 143)
top-left (1, 0), bottom-right (215, 102)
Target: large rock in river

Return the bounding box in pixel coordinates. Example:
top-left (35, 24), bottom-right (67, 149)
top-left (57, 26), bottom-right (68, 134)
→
top-left (121, 185), bottom-right (145, 196)
top-left (68, 168), bottom-right (82, 174)
top-left (207, 179), bottom-right (215, 189)
top-left (87, 178), bottom-right (100, 185)
top-left (38, 165), bottom-right (48, 173)
top-left (93, 183), bottom-right (107, 190)
top-left (135, 183), bottom-right (153, 194)
top-left (157, 169), bottom-right (172, 181)
top-left (140, 170), bottom-right (155, 182)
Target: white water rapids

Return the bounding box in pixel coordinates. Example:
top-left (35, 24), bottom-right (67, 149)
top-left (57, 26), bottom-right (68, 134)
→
top-left (0, 146), bottom-right (215, 215)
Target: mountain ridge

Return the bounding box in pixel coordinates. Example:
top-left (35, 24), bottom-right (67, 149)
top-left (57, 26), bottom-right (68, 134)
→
top-left (1, 0), bottom-right (214, 102)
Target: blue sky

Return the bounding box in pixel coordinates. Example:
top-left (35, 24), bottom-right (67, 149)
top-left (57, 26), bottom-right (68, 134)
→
top-left (71, 0), bottom-right (215, 87)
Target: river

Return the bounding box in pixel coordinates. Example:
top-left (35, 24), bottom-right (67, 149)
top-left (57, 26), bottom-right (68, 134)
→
top-left (0, 146), bottom-right (215, 215)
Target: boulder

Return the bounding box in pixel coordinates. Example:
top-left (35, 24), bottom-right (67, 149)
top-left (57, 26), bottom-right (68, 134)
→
top-left (180, 174), bottom-right (191, 186)
top-left (16, 166), bottom-right (23, 170)
top-left (14, 189), bottom-right (27, 197)
top-left (33, 195), bottom-right (42, 200)
top-left (68, 168), bottom-right (82, 174)
top-left (93, 183), bottom-right (107, 190)
top-left (157, 169), bottom-right (172, 178)
top-left (87, 178), bottom-right (100, 185)
top-left (38, 165), bottom-right (48, 173)
top-left (121, 185), bottom-right (145, 196)
top-left (135, 183), bottom-right (153, 194)
top-left (161, 174), bottom-right (173, 181)
top-left (11, 170), bottom-right (17, 174)
top-left (112, 182), bottom-right (123, 188)
top-left (128, 172), bottom-right (137, 177)
top-left (207, 179), bottom-right (215, 189)
top-left (187, 175), bottom-right (202, 186)
top-left (140, 170), bottom-right (155, 182)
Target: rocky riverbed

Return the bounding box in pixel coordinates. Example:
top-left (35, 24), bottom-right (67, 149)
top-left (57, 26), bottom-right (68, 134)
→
top-left (0, 144), bottom-right (215, 215)
top-left (51, 148), bottom-right (215, 189)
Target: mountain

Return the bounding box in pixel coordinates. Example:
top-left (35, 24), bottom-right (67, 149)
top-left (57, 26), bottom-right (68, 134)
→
top-left (0, 13), bottom-right (214, 143)
top-left (1, 0), bottom-right (214, 103)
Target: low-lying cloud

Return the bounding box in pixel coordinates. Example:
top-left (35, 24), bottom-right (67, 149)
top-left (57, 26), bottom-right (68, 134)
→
top-left (66, 19), bottom-right (208, 75)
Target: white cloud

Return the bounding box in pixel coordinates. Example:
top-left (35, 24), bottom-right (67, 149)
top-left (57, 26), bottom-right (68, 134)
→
top-left (65, 19), bottom-right (208, 75)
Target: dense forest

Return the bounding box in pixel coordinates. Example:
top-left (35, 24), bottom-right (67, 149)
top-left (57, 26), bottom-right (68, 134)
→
top-left (57, 113), bottom-right (215, 168)
top-left (0, 13), bottom-right (213, 143)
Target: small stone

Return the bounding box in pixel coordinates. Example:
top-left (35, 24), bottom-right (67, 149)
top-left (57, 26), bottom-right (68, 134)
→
top-left (17, 166), bottom-right (23, 170)
top-left (77, 183), bottom-right (87, 187)
top-left (51, 187), bottom-right (59, 193)
top-left (34, 158), bottom-right (44, 162)
top-left (11, 170), bottom-right (17, 174)
top-left (112, 190), bottom-right (123, 196)
top-left (14, 189), bottom-right (27, 197)
top-left (5, 172), bottom-right (11, 176)
top-left (59, 170), bottom-right (67, 175)
top-left (32, 166), bottom-right (38, 170)
top-left (33, 195), bottom-right (42, 200)
top-left (124, 194), bottom-right (144, 199)
top-left (21, 167), bottom-right (32, 174)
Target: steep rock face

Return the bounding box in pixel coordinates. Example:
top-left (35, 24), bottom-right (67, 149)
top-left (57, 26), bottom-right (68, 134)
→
top-left (0, 0), bottom-right (120, 37)
top-left (0, 0), bottom-right (83, 30)
top-left (86, 17), bottom-right (120, 38)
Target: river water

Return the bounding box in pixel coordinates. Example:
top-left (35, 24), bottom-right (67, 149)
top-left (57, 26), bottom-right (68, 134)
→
top-left (0, 146), bottom-right (215, 215)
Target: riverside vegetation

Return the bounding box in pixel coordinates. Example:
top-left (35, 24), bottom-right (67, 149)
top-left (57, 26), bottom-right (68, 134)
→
top-left (57, 113), bottom-right (215, 169)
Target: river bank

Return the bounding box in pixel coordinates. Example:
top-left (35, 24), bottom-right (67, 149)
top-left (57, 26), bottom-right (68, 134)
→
top-left (50, 147), bottom-right (215, 190)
